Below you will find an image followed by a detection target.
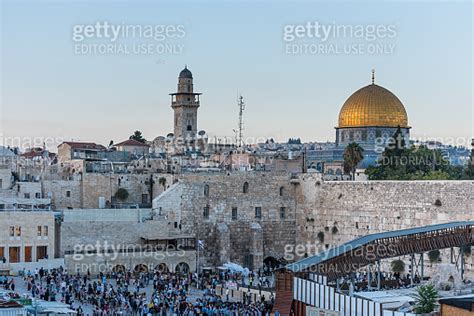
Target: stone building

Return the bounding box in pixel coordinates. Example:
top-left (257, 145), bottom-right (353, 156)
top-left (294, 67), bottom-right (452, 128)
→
top-left (57, 142), bottom-right (107, 162)
top-left (60, 209), bottom-right (196, 274)
top-left (0, 211), bottom-right (56, 264)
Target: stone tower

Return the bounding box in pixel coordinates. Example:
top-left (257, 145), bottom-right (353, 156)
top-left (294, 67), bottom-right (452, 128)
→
top-left (170, 66), bottom-right (201, 142)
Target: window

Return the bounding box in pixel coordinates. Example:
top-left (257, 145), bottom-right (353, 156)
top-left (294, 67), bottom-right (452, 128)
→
top-left (187, 125), bottom-right (192, 131)
top-left (231, 207), bottom-right (238, 220)
top-left (24, 193), bottom-right (30, 199)
top-left (203, 206), bottom-right (210, 219)
top-left (35, 192), bottom-right (41, 198)
top-left (0, 247), bottom-right (4, 260)
top-left (16, 226), bottom-right (21, 237)
top-left (375, 129), bottom-right (382, 138)
top-left (280, 207), bottom-right (286, 219)
top-left (204, 184), bottom-right (209, 197)
top-left (37, 226), bottom-right (42, 236)
top-left (279, 186), bottom-right (284, 196)
top-left (66, 190), bottom-right (71, 198)
top-left (243, 182), bottom-right (249, 194)
top-left (141, 194), bottom-right (149, 204)
top-left (0, 179), bottom-right (3, 188)
top-left (9, 226), bottom-right (14, 237)
top-left (361, 130), bottom-right (368, 141)
top-left (43, 226), bottom-right (48, 236)
top-left (255, 207), bottom-right (262, 219)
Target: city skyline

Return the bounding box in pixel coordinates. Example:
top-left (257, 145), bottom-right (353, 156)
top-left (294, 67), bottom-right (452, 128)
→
top-left (1, 1), bottom-right (472, 151)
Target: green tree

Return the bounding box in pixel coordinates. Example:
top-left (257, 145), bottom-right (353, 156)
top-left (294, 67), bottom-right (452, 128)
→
top-left (413, 284), bottom-right (438, 314)
top-left (428, 250), bottom-right (441, 263)
top-left (129, 130), bottom-right (146, 143)
top-left (115, 188), bottom-right (129, 201)
top-left (390, 259), bottom-right (405, 273)
top-left (343, 142), bottom-right (364, 180)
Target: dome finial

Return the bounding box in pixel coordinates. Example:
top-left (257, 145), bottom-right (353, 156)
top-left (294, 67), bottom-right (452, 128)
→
top-left (371, 69), bottom-right (375, 84)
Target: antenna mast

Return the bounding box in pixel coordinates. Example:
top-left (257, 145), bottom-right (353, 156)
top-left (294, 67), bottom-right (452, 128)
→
top-left (237, 95), bottom-right (245, 148)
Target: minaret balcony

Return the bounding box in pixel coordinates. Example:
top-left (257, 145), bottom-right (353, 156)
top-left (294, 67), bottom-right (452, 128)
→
top-left (171, 100), bottom-right (200, 107)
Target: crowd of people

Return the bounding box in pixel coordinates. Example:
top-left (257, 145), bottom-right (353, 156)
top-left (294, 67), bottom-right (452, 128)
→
top-left (1, 266), bottom-right (275, 315)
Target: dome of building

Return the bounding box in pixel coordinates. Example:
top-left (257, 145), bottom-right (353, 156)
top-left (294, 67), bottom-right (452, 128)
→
top-left (179, 66), bottom-right (193, 79)
top-left (338, 83), bottom-right (408, 128)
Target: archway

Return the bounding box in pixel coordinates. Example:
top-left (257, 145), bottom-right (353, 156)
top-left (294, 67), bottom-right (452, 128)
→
top-left (155, 263), bottom-right (169, 273)
top-left (175, 262), bottom-right (190, 274)
top-left (134, 264), bottom-right (149, 274)
top-left (263, 256), bottom-right (279, 269)
top-left (112, 264), bottom-right (126, 273)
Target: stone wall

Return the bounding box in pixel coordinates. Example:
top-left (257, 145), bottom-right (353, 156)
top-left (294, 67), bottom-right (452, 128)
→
top-left (296, 178), bottom-right (474, 276)
top-left (153, 173), bottom-right (473, 276)
top-left (154, 172), bottom-right (300, 269)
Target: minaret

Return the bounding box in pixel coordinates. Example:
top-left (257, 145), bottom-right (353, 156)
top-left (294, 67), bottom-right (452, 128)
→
top-left (170, 66), bottom-right (201, 142)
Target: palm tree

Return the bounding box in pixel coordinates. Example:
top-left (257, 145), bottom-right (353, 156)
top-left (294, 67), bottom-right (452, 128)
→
top-left (343, 142), bottom-right (364, 180)
top-left (414, 284), bottom-right (438, 314)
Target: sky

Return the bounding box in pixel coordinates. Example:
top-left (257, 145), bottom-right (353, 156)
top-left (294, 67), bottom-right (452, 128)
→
top-left (1, 0), bottom-right (472, 151)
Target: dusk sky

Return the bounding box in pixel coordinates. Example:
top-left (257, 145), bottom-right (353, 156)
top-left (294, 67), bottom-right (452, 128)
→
top-left (1, 0), bottom-right (472, 150)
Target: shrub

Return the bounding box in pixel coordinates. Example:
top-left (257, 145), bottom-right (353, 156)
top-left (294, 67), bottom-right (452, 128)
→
top-left (115, 188), bottom-right (129, 201)
top-left (390, 259), bottom-right (405, 273)
top-left (413, 284), bottom-right (438, 314)
top-left (428, 250), bottom-right (441, 263)
top-left (461, 245), bottom-right (471, 256)
top-left (434, 199), bottom-right (442, 206)
top-left (331, 226), bottom-right (338, 234)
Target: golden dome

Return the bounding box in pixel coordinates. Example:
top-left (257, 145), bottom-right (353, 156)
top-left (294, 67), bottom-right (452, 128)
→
top-left (338, 83), bottom-right (408, 128)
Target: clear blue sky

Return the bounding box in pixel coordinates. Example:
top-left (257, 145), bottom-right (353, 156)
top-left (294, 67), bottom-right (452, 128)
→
top-left (1, 0), bottom-right (472, 150)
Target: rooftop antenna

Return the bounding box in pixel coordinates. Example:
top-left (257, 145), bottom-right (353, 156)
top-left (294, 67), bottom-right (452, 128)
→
top-left (371, 69), bottom-right (375, 84)
top-left (237, 95), bottom-right (245, 148)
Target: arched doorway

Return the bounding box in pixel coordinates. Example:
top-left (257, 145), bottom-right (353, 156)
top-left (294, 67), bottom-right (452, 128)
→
top-left (155, 263), bottom-right (169, 273)
top-left (112, 264), bottom-right (126, 273)
top-left (263, 256), bottom-right (279, 270)
top-left (175, 262), bottom-right (190, 274)
top-left (134, 264), bottom-right (149, 274)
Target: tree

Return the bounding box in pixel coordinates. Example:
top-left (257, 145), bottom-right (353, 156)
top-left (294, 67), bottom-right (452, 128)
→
top-left (464, 140), bottom-right (474, 179)
top-left (129, 131), bottom-right (146, 143)
top-left (428, 250), bottom-right (441, 263)
top-left (115, 188), bottom-right (129, 201)
top-left (343, 142), bottom-right (364, 180)
top-left (413, 284), bottom-right (438, 314)
top-left (390, 259), bottom-right (405, 273)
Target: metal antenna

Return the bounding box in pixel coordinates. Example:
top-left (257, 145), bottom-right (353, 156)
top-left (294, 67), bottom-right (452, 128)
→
top-left (237, 95), bottom-right (245, 148)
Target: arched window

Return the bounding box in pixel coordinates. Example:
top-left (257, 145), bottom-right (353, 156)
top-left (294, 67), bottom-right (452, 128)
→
top-left (204, 184), bottom-right (209, 197)
top-left (243, 182), bottom-right (249, 194)
top-left (279, 186), bottom-right (284, 196)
